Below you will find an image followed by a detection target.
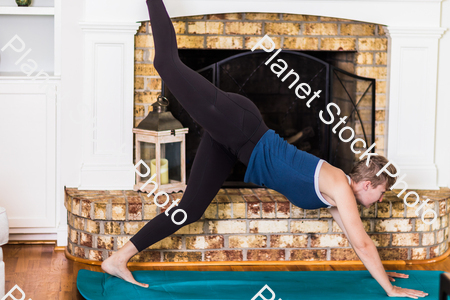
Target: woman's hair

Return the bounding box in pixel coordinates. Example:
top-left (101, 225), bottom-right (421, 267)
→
top-left (349, 155), bottom-right (397, 190)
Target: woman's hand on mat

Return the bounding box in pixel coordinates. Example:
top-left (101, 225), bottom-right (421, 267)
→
top-left (386, 285), bottom-right (428, 299)
top-left (386, 272), bottom-right (409, 282)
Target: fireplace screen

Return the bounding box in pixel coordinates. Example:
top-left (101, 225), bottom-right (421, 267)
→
top-left (163, 50), bottom-right (375, 187)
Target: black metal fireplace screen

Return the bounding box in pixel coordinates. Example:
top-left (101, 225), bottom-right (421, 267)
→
top-left (163, 50), bottom-right (376, 187)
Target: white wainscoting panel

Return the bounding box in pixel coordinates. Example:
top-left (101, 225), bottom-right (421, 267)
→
top-left (79, 22), bottom-right (140, 189)
top-left (385, 27), bottom-right (446, 189)
top-left (0, 83), bottom-right (56, 227)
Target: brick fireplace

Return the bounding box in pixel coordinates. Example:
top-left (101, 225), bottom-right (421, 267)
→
top-left (64, 11), bottom-right (449, 264)
top-left (134, 13), bottom-right (388, 158)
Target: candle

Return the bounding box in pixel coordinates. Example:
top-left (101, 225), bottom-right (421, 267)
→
top-left (150, 158), bottom-right (169, 184)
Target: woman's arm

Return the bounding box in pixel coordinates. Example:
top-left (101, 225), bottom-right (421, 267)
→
top-left (329, 207), bottom-right (410, 283)
top-left (328, 204), bottom-right (394, 294)
top-left (328, 193), bottom-right (428, 298)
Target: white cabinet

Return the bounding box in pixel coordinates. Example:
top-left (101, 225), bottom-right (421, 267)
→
top-left (0, 0), bottom-right (61, 238)
top-left (0, 82), bottom-right (57, 228)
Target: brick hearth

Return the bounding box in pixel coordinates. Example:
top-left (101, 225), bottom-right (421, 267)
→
top-left (65, 187), bottom-right (450, 263)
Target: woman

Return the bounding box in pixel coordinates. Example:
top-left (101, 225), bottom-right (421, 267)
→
top-left (102, 0), bottom-right (428, 298)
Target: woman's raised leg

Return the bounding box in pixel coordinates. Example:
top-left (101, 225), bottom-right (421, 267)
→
top-left (146, 0), bottom-right (268, 165)
top-left (101, 132), bottom-right (237, 287)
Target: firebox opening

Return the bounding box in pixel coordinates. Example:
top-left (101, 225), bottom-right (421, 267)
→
top-left (164, 49), bottom-right (374, 188)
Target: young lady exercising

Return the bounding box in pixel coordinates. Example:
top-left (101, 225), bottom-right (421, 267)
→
top-left (102, 0), bottom-right (428, 298)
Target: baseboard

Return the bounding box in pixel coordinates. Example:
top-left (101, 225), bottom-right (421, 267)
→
top-left (7, 240), bottom-right (56, 245)
top-left (8, 233), bottom-right (58, 242)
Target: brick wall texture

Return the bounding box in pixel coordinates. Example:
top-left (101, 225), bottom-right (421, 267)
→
top-left (65, 187), bottom-right (450, 263)
top-left (134, 13), bottom-right (388, 156)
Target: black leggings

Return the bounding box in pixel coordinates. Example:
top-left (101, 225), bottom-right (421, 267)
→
top-left (130, 0), bottom-right (269, 252)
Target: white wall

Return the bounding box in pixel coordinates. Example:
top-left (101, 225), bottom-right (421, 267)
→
top-left (58, 0), bottom-right (85, 243)
top-left (60, 0), bottom-right (84, 185)
top-left (436, 0), bottom-right (450, 188)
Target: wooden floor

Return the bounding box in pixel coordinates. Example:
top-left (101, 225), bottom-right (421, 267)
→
top-left (3, 244), bottom-right (450, 299)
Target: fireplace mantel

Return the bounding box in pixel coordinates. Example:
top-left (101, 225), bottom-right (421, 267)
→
top-left (90, 0), bottom-right (443, 27)
top-left (78, 0), bottom-right (447, 190)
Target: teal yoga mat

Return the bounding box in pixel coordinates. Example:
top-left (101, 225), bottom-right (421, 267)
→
top-left (77, 269), bottom-right (445, 300)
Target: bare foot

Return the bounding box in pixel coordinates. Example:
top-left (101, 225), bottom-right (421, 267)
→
top-left (101, 254), bottom-right (149, 288)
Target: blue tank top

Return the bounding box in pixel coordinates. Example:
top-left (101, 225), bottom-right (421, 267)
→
top-left (244, 129), bottom-right (334, 209)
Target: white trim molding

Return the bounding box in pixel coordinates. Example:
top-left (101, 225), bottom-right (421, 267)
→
top-left (79, 22), bottom-right (141, 33)
top-left (386, 27), bottom-right (447, 38)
